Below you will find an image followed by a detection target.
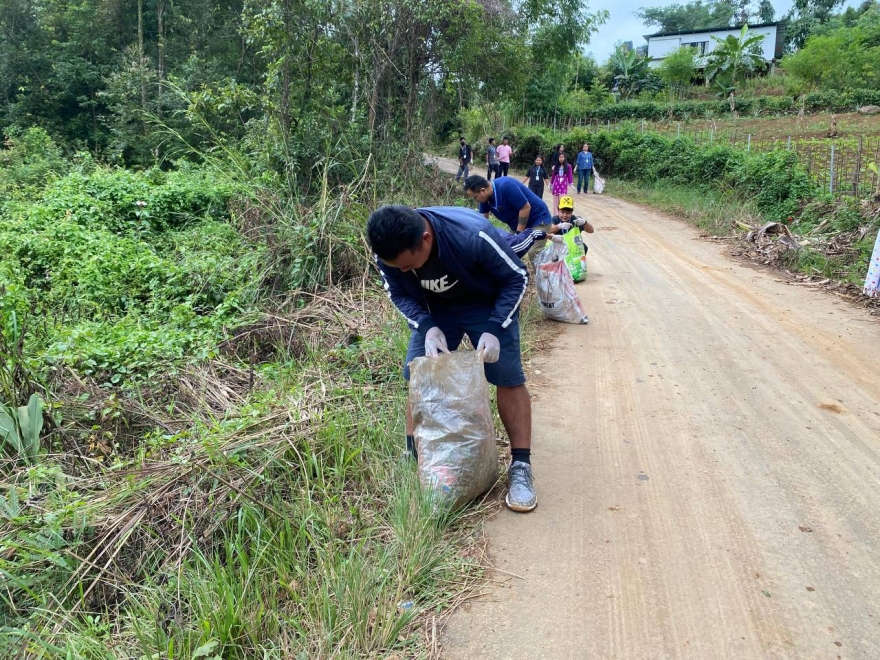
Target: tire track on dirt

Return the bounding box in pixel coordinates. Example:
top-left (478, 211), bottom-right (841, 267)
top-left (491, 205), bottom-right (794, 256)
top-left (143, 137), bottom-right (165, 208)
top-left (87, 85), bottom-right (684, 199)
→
top-left (430, 159), bottom-right (880, 659)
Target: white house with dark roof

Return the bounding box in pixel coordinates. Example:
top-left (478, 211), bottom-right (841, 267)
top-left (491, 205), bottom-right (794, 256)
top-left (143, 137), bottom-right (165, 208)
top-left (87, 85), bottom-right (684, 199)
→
top-left (644, 22), bottom-right (786, 69)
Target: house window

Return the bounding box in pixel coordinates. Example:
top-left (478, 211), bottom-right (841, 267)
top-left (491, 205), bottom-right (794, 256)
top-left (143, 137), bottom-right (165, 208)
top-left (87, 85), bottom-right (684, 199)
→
top-left (682, 41), bottom-right (708, 55)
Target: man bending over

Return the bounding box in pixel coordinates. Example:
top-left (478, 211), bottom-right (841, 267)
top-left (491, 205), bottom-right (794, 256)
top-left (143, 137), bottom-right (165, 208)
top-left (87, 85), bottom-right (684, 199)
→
top-left (367, 204), bottom-right (538, 512)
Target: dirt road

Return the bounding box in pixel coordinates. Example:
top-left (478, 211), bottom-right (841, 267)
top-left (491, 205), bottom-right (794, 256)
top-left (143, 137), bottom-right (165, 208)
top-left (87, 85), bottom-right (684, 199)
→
top-left (433, 158), bottom-right (880, 659)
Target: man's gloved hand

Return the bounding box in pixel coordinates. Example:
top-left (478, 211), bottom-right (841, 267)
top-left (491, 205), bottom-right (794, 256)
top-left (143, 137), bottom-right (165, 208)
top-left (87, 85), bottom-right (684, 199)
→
top-left (550, 234), bottom-right (565, 244)
top-left (424, 327), bottom-right (449, 358)
top-left (476, 332), bottom-right (501, 363)
top-left (574, 217), bottom-right (587, 227)
top-left (556, 222), bottom-right (572, 232)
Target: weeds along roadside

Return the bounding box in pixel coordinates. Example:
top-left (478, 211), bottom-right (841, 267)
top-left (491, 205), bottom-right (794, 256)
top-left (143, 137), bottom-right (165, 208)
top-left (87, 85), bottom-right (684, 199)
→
top-left (0, 133), bottom-right (519, 658)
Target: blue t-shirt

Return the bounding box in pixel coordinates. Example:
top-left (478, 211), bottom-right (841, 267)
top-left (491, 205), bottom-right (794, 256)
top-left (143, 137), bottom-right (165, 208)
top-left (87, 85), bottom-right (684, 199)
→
top-left (576, 151), bottom-right (593, 170)
top-left (478, 177), bottom-right (552, 231)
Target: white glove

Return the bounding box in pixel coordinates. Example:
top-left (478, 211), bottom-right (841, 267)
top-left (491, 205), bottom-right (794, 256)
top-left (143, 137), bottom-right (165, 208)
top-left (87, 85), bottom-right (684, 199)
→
top-left (424, 327), bottom-right (449, 358)
top-left (550, 234), bottom-right (564, 244)
top-left (556, 222), bottom-right (572, 232)
top-left (476, 333), bottom-right (500, 363)
top-left (574, 217), bottom-right (586, 227)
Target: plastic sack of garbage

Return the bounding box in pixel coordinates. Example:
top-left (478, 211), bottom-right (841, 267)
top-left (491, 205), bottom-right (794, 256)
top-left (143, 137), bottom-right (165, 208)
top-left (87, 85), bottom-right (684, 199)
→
top-left (535, 242), bottom-right (590, 324)
top-left (593, 174), bottom-right (606, 194)
top-left (561, 227), bottom-right (588, 282)
top-left (409, 351), bottom-right (498, 509)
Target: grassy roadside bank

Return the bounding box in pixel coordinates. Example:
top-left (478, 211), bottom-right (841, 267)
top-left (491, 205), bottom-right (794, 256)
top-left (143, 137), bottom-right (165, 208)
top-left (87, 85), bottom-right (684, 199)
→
top-left (607, 178), bottom-right (878, 289)
top-left (604, 180), bottom-right (761, 237)
top-left (1, 137), bottom-right (543, 658)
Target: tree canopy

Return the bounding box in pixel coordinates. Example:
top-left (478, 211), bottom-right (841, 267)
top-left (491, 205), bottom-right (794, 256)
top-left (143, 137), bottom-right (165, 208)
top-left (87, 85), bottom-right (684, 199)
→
top-left (636, 0), bottom-right (775, 34)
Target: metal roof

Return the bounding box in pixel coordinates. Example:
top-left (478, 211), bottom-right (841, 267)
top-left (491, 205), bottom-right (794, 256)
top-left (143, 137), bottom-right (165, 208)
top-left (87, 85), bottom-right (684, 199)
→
top-left (644, 21), bottom-right (785, 40)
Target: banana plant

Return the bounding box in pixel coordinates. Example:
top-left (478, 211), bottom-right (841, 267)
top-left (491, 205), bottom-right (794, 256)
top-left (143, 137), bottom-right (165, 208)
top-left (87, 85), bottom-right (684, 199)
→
top-left (610, 45), bottom-right (650, 100)
top-left (0, 394), bottom-right (44, 465)
top-left (705, 24), bottom-right (766, 92)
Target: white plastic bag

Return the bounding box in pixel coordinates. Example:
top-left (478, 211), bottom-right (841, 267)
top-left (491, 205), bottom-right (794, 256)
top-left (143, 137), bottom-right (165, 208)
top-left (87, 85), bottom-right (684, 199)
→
top-left (409, 351), bottom-right (498, 509)
top-left (593, 174), bottom-right (605, 194)
top-left (535, 242), bottom-right (590, 324)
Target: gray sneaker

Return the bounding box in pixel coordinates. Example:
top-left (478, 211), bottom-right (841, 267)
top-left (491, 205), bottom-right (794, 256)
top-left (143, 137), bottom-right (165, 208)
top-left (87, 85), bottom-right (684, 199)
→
top-left (506, 462), bottom-right (537, 512)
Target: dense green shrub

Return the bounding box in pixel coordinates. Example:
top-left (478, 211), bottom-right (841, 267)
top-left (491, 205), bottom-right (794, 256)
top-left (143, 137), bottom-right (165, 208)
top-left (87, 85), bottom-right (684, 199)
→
top-left (0, 127), bottom-right (69, 196)
top-left (510, 125), bottom-right (819, 221)
top-left (6, 165), bottom-right (237, 236)
top-left (0, 163), bottom-right (254, 386)
top-left (783, 7), bottom-right (880, 91)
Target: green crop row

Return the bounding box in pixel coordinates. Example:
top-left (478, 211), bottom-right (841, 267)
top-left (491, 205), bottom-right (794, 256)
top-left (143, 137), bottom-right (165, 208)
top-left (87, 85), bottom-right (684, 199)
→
top-left (557, 88), bottom-right (880, 122)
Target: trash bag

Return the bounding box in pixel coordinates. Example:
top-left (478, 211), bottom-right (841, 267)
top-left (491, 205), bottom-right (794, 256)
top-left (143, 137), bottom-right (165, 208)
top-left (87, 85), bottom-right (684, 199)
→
top-left (593, 174), bottom-right (605, 194)
top-left (409, 351), bottom-right (498, 509)
top-left (535, 242), bottom-right (590, 324)
top-left (561, 227), bottom-right (588, 282)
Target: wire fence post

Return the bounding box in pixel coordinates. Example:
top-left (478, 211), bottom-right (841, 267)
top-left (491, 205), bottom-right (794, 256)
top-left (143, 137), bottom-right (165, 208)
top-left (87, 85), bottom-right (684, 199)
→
top-left (747, 134), bottom-right (751, 152)
top-left (829, 143), bottom-right (835, 195)
top-left (787, 135), bottom-right (791, 151)
top-left (854, 136), bottom-right (863, 197)
top-left (677, 123), bottom-right (681, 138)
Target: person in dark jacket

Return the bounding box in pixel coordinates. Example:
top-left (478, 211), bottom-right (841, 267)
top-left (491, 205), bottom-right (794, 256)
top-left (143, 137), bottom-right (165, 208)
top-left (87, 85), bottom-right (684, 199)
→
top-left (456, 136), bottom-right (472, 184)
top-left (367, 204), bottom-right (538, 512)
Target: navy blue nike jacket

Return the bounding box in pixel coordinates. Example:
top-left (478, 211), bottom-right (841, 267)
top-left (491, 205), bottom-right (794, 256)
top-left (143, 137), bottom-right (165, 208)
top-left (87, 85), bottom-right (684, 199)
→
top-left (376, 206), bottom-right (529, 338)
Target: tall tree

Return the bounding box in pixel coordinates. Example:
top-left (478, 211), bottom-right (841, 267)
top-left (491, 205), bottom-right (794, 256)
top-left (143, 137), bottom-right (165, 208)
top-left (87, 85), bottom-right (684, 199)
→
top-left (757, 0), bottom-right (775, 22)
top-left (519, 0), bottom-right (607, 117)
top-left (636, 0), bottom-right (736, 33)
top-left (636, 0), bottom-right (777, 33)
top-left (784, 0), bottom-right (846, 49)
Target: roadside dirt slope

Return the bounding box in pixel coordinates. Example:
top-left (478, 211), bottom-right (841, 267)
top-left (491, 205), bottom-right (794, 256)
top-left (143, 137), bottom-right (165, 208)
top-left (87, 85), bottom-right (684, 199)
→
top-left (434, 158), bottom-right (880, 659)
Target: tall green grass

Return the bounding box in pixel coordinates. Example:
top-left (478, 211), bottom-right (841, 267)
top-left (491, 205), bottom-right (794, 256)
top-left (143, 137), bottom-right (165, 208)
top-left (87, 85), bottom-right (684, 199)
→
top-left (1, 128), bottom-right (501, 658)
top-left (608, 179), bottom-right (762, 235)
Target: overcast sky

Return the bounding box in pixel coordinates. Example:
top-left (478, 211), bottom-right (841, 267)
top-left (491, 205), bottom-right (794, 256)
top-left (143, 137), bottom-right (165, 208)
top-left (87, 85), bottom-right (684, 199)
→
top-left (585, 0), bottom-right (861, 63)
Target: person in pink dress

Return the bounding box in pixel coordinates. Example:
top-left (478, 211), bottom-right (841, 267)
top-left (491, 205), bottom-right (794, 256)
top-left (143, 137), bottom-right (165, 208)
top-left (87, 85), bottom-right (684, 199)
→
top-left (550, 153), bottom-right (573, 216)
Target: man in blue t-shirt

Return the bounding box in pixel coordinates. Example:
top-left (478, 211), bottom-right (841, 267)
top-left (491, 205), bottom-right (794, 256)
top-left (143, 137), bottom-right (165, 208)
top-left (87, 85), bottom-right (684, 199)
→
top-left (575, 143), bottom-right (594, 194)
top-left (463, 174), bottom-right (552, 233)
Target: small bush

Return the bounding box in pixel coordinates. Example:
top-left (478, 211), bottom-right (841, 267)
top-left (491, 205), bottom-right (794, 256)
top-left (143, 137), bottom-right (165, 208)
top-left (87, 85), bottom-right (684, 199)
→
top-left (0, 126), bottom-right (68, 196)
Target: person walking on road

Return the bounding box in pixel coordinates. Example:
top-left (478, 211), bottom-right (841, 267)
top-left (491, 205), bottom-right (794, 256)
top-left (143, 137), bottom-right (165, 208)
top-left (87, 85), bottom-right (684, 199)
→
top-left (550, 152), bottom-right (573, 216)
top-left (496, 137), bottom-right (513, 177)
top-left (486, 138), bottom-right (501, 180)
top-left (575, 143), bottom-right (594, 194)
top-left (549, 143), bottom-right (565, 169)
top-left (367, 204), bottom-right (538, 512)
top-left (463, 174), bottom-right (552, 233)
top-left (456, 136), bottom-right (472, 185)
top-left (522, 155), bottom-right (548, 199)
